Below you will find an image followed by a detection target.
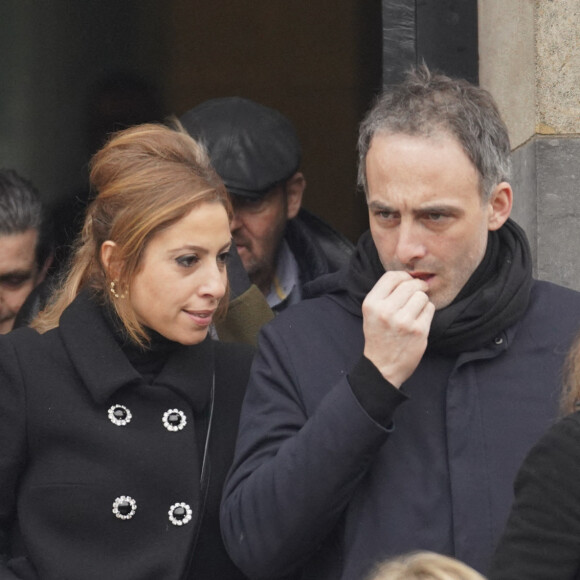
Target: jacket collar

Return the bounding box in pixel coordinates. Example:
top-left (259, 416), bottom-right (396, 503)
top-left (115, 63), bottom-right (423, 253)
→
top-left (59, 291), bottom-right (214, 411)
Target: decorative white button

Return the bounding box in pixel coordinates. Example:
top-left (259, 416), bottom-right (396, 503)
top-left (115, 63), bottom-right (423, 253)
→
top-left (168, 502), bottom-right (193, 526)
top-left (108, 404), bottom-right (132, 426)
top-left (162, 409), bottom-right (187, 432)
top-left (113, 496), bottom-right (137, 520)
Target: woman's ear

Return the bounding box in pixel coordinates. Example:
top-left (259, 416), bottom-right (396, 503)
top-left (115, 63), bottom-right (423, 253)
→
top-left (100, 240), bottom-right (120, 279)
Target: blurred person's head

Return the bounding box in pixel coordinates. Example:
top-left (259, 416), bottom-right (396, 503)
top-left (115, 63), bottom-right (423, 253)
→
top-left (180, 97), bottom-right (305, 294)
top-left (368, 551), bottom-right (487, 580)
top-left (34, 123), bottom-right (232, 347)
top-left (0, 170), bottom-right (53, 333)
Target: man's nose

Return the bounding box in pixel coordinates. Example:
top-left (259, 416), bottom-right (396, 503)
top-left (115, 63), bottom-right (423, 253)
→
top-left (230, 211), bottom-right (243, 231)
top-left (395, 222), bottom-right (427, 265)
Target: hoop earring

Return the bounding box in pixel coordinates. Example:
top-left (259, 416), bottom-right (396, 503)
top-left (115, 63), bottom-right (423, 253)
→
top-left (110, 281), bottom-right (126, 299)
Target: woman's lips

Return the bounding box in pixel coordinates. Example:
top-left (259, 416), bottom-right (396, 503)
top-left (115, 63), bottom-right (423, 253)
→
top-left (184, 309), bottom-right (215, 327)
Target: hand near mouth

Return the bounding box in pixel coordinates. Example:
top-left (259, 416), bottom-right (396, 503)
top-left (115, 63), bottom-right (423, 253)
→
top-left (362, 271), bottom-right (435, 388)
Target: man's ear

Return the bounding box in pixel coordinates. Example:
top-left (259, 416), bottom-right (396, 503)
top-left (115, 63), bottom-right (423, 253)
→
top-left (100, 240), bottom-right (120, 279)
top-left (487, 182), bottom-right (513, 231)
top-left (285, 172), bottom-right (305, 220)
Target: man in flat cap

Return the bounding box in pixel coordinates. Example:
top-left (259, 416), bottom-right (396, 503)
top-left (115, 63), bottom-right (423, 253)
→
top-left (180, 97), bottom-right (353, 313)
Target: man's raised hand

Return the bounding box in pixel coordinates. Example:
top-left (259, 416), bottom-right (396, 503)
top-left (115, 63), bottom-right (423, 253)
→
top-left (362, 271), bottom-right (435, 388)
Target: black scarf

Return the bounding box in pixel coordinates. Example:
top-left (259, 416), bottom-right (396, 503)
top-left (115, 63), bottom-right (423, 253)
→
top-left (343, 218), bottom-right (533, 355)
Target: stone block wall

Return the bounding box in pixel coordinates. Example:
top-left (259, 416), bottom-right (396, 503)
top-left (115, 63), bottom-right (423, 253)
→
top-left (479, 0), bottom-right (580, 290)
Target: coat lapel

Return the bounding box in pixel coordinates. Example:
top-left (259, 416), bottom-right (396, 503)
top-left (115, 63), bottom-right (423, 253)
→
top-left (58, 291), bottom-right (214, 412)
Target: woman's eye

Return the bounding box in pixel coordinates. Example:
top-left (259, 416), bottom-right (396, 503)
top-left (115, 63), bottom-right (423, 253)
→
top-left (176, 255), bottom-right (198, 268)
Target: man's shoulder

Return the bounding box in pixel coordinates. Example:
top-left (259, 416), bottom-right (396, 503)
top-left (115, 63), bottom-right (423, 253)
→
top-left (275, 293), bottom-right (347, 320)
top-left (520, 279), bottom-right (580, 336)
top-left (288, 209), bottom-right (354, 273)
top-left (530, 278), bottom-right (580, 309)
top-left (264, 293), bottom-right (357, 339)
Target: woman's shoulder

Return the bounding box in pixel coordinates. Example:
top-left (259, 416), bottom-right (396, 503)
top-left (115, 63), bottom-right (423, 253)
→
top-left (516, 412), bottom-right (580, 487)
top-left (0, 327), bottom-right (58, 399)
top-left (213, 340), bottom-right (255, 365)
top-left (212, 340), bottom-right (255, 386)
top-left (0, 325), bottom-right (56, 354)
top-left (541, 412), bottom-right (580, 449)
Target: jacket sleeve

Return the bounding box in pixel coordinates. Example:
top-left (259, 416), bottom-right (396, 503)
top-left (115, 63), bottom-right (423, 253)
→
top-left (0, 336), bottom-right (29, 579)
top-left (214, 285), bottom-right (274, 346)
top-left (220, 323), bottom-right (405, 579)
top-left (488, 414), bottom-right (580, 580)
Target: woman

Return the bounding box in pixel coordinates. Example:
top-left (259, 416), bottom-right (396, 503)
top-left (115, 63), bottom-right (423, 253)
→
top-left (369, 551), bottom-right (486, 580)
top-left (488, 333), bottom-right (580, 579)
top-left (0, 124), bottom-right (254, 579)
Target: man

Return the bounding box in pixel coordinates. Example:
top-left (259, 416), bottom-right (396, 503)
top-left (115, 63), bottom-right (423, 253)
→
top-left (179, 97), bottom-right (354, 313)
top-left (220, 67), bottom-right (580, 579)
top-left (0, 169), bottom-right (53, 334)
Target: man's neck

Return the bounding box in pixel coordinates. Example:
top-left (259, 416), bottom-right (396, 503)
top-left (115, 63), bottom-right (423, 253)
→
top-left (251, 268), bottom-right (276, 297)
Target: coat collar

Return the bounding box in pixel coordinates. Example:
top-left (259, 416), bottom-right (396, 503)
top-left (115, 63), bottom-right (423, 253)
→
top-left (59, 291), bottom-right (214, 412)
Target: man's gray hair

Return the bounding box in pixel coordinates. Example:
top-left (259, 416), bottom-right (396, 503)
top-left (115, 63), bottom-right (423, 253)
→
top-left (357, 65), bottom-right (512, 201)
top-left (0, 169), bottom-right (53, 268)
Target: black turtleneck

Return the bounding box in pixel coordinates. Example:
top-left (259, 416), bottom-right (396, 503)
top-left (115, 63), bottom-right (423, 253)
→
top-left (102, 305), bottom-right (183, 385)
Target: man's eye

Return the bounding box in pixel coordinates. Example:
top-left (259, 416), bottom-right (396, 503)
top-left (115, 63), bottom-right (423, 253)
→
top-left (176, 255), bottom-right (198, 268)
top-left (426, 212), bottom-right (449, 222)
top-left (234, 197), bottom-right (266, 213)
top-left (0, 276), bottom-right (29, 289)
top-left (376, 210), bottom-right (397, 220)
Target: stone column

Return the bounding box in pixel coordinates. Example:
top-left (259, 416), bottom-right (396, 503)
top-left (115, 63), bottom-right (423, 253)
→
top-left (479, 0), bottom-right (580, 288)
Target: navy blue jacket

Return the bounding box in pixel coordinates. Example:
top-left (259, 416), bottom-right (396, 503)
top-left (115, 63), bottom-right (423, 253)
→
top-left (221, 279), bottom-right (580, 580)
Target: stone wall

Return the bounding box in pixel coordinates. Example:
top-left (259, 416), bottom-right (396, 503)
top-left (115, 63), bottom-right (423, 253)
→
top-left (479, 0), bottom-right (580, 289)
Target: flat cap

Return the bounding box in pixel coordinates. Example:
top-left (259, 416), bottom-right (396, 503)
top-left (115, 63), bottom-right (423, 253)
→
top-left (179, 97), bottom-right (301, 199)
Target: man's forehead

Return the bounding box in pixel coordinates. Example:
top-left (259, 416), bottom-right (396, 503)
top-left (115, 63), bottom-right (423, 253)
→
top-left (0, 229), bottom-right (38, 272)
top-left (367, 129), bottom-right (464, 158)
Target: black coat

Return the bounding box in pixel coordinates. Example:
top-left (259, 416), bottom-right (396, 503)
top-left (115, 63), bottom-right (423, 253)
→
top-left (0, 292), bottom-right (254, 580)
top-left (489, 411), bottom-right (580, 580)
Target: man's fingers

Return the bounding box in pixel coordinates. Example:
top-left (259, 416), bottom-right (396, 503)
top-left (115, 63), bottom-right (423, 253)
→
top-left (367, 271), bottom-right (421, 300)
top-left (404, 287), bottom-right (432, 318)
top-left (416, 297), bottom-right (436, 329)
top-left (364, 272), bottom-right (429, 316)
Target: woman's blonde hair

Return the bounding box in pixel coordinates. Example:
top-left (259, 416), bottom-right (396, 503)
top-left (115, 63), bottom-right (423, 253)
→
top-left (560, 331), bottom-right (580, 416)
top-left (32, 122), bottom-right (231, 346)
top-left (368, 551), bottom-right (487, 580)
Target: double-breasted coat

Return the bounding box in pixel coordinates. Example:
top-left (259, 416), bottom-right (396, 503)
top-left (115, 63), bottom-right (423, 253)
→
top-left (0, 291), bottom-right (254, 580)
